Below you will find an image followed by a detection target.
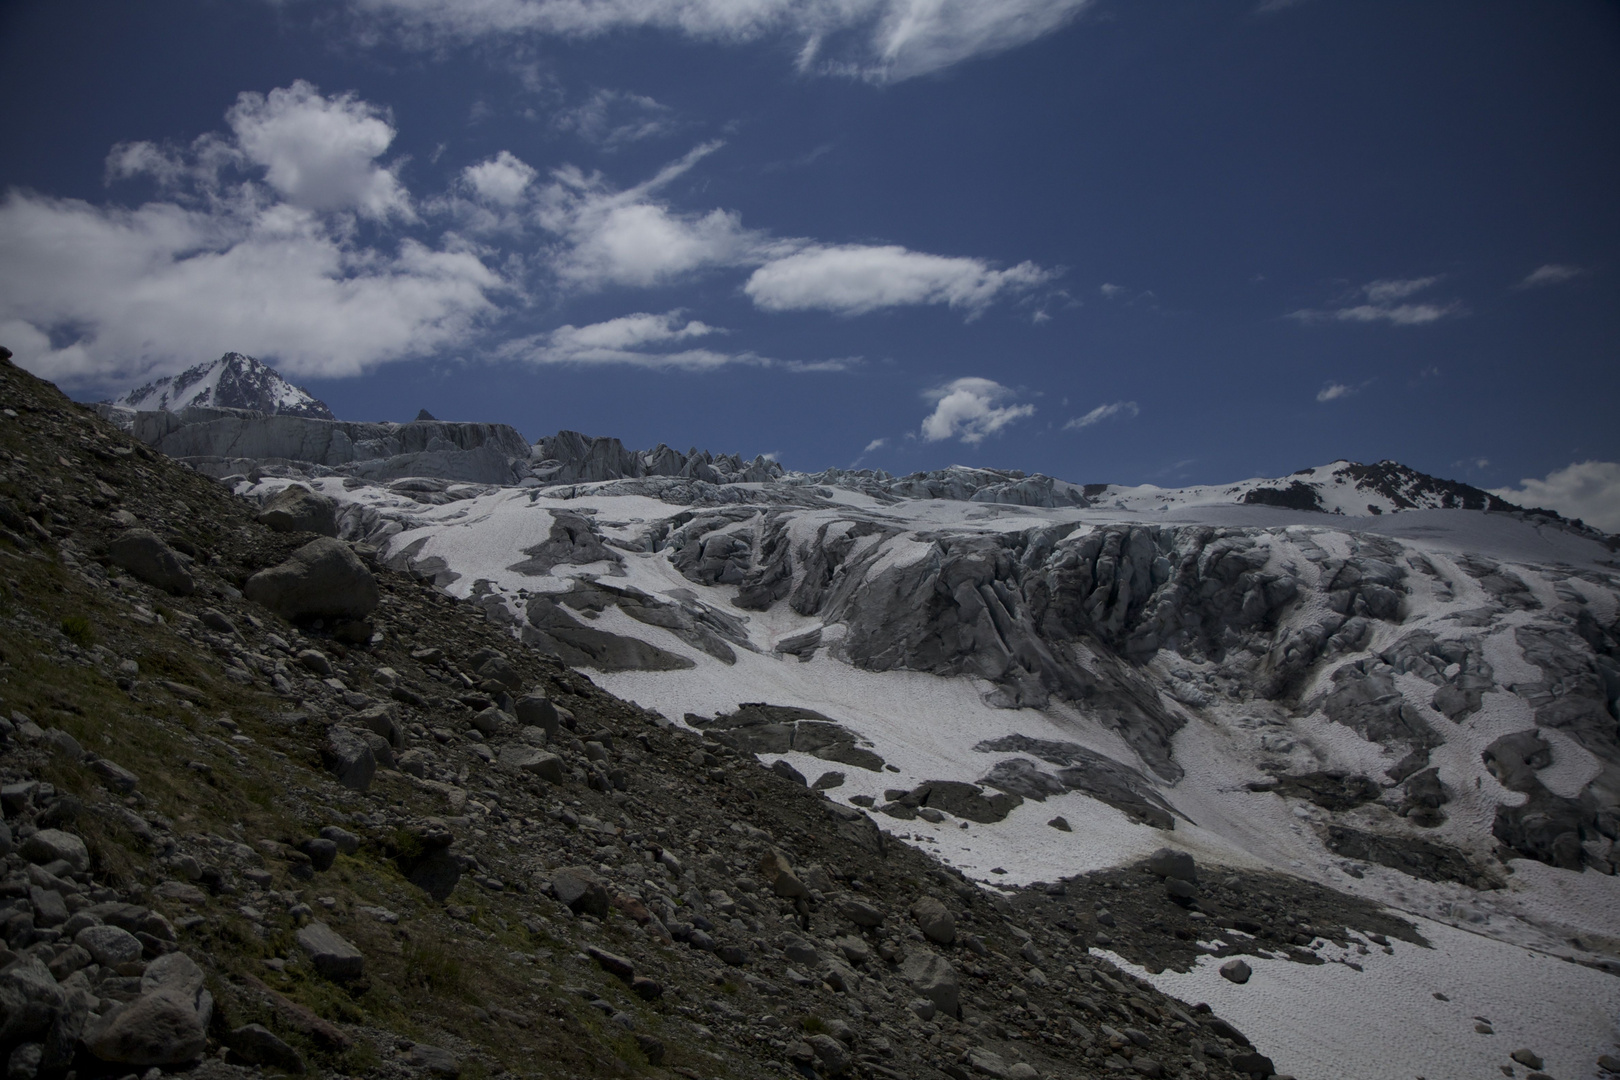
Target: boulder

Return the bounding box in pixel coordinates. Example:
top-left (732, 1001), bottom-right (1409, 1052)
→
top-left (75, 925), bottom-right (143, 967)
top-left (501, 746), bottom-right (565, 783)
top-left (257, 484), bottom-right (338, 536)
top-left (550, 867), bottom-right (611, 918)
top-left (296, 922), bottom-right (364, 981)
top-left (1146, 847), bottom-right (1197, 883)
top-left (1220, 959), bottom-right (1252, 984)
top-left (900, 950), bottom-right (959, 1017)
top-left (107, 529), bottom-right (195, 595)
top-left (911, 896), bottom-right (957, 945)
top-left (759, 851), bottom-right (808, 899)
top-left (21, 829), bottom-right (89, 873)
top-left (322, 726), bottom-right (376, 792)
top-left (515, 692), bottom-right (559, 738)
top-left (0, 958), bottom-right (65, 1044)
top-left (85, 990), bottom-right (207, 1066)
top-left (838, 898), bottom-right (884, 928)
top-left (244, 537), bottom-right (379, 622)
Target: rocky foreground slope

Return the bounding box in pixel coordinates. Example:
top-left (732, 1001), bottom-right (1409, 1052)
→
top-left (0, 356), bottom-right (1416, 1080)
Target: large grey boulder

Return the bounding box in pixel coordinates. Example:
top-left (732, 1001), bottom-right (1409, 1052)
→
top-left (500, 746), bottom-right (564, 783)
top-left (86, 991), bottom-right (207, 1065)
top-left (107, 530), bottom-right (194, 595)
top-left (21, 829), bottom-right (89, 873)
top-left (550, 866), bottom-right (610, 918)
top-left (322, 726), bottom-right (376, 792)
top-left (296, 922), bottom-right (365, 981)
top-left (515, 692), bottom-right (559, 739)
top-left (911, 897), bottom-right (956, 945)
top-left (0, 958), bottom-right (65, 1043)
top-left (900, 950), bottom-right (959, 1017)
top-left (258, 484), bottom-right (338, 536)
top-left (245, 537), bottom-right (378, 622)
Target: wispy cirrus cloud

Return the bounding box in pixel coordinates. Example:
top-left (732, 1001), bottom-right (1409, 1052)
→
top-left (1063, 400), bottom-right (1138, 430)
top-left (920, 377), bottom-right (1035, 444)
top-left (324, 0), bottom-right (1095, 82)
top-left (1289, 276), bottom-right (1462, 326)
top-left (1514, 263), bottom-right (1585, 289)
top-left (553, 89), bottom-right (679, 150)
top-left (1316, 382), bottom-right (1354, 402)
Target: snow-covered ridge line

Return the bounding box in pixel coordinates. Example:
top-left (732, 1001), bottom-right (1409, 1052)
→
top-left (110, 351), bottom-right (333, 420)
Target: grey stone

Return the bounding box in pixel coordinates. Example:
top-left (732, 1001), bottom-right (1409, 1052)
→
top-left (299, 838), bottom-right (338, 871)
top-left (408, 1043), bottom-right (461, 1078)
top-left (20, 830), bottom-right (88, 873)
top-left (258, 484), bottom-right (338, 536)
top-left (245, 537), bottom-right (379, 622)
top-left (808, 1033), bottom-right (851, 1075)
top-left (813, 771), bottom-right (846, 790)
top-left (75, 925), bottom-right (143, 967)
top-left (550, 867), bottom-right (610, 918)
top-left (229, 1023), bottom-right (306, 1073)
top-left (296, 922), bottom-right (364, 981)
top-left (107, 530), bottom-right (194, 595)
top-left (1219, 959), bottom-right (1252, 984)
top-left (1146, 847), bottom-right (1197, 883)
top-left (85, 989), bottom-right (207, 1066)
top-left (322, 726), bottom-right (376, 792)
top-left (838, 898), bottom-right (883, 928)
top-left (912, 896), bottom-right (956, 945)
top-left (297, 649), bottom-right (332, 675)
top-left (1510, 1049), bottom-right (1544, 1070)
top-left (89, 758), bottom-right (139, 793)
top-left (514, 693), bottom-right (559, 738)
top-left (0, 959), bottom-right (64, 1044)
top-left (770, 759), bottom-right (807, 785)
top-left (899, 950), bottom-right (959, 1017)
top-left (141, 952), bottom-right (204, 998)
top-left (320, 826), bottom-right (360, 855)
top-left (1048, 816), bottom-right (1072, 831)
top-left (28, 887), bottom-right (67, 928)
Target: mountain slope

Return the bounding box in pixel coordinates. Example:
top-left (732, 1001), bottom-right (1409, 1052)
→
top-left (113, 353), bottom-right (335, 420)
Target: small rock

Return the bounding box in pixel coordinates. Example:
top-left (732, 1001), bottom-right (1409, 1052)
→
top-left (1047, 816), bottom-right (1072, 831)
top-left (298, 838), bottom-right (339, 872)
top-left (228, 1024), bottom-right (306, 1073)
top-left (408, 1044), bottom-right (461, 1078)
top-left (297, 649), bottom-right (332, 676)
top-left (838, 898), bottom-right (883, 928)
top-left (1219, 959), bottom-right (1252, 985)
top-left (322, 726), bottom-right (376, 792)
top-left (900, 949), bottom-right (959, 1017)
top-left (759, 851), bottom-right (808, 899)
top-left (1510, 1050), bottom-right (1544, 1071)
top-left (813, 771), bottom-right (846, 790)
top-left (514, 693), bottom-right (559, 738)
top-left (585, 945), bottom-right (634, 981)
top-left (295, 922), bottom-right (364, 981)
top-left (630, 976), bottom-right (663, 1000)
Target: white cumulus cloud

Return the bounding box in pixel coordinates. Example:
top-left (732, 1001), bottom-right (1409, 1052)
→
top-left (333, 0), bottom-right (1093, 81)
top-left (0, 83), bottom-right (503, 391)
top-left (920, 377), bottom-right (1035, 444)
top-left (1063, 400), bottom-right (1138, 430)
top-left (226, 81), bottom-right (414, 220)
top-left (463, 150), bottom-right (537, 207)
top-left (1316, 382), bottom-right (1353, 402)
top-left (1490, 461), bottom-right (1620, 533)
top-left (745, 245), bottom-right (1052, 315)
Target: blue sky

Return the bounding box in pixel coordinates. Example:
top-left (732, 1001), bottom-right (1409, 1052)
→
top-left (1, 0), bottom-right (1617, 516)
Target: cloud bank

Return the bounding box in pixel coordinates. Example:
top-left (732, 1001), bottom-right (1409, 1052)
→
top-left (1491, 461), bottom-right (1620, 533)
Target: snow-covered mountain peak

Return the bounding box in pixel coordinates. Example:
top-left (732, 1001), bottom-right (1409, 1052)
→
top-left (113, 352), bottom-right (334, 419)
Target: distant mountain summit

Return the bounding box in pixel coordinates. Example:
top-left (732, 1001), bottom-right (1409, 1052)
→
top-left (113, 352), bottom-right (334, 420)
